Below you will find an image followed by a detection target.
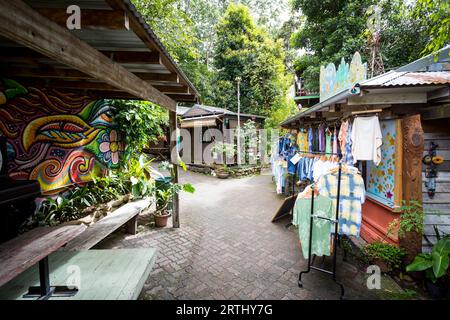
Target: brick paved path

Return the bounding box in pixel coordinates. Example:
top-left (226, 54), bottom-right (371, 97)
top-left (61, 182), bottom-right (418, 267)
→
top-left (98, 170), bottom-right (380, 300)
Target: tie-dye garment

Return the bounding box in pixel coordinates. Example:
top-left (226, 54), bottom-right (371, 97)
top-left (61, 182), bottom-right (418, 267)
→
top-left (316, 170), bottom-right (365, 237)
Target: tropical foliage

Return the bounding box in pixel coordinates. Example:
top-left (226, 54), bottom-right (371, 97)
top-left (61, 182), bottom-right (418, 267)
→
top-left (289, 0), bottom-right (431, 92)
top-left (111, 100), bottom-right (168, 159)
top-left (406, 237), bottom-right (450, 283)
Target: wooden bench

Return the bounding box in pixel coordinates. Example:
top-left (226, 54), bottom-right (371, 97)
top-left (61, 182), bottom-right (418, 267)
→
top-left (63, 198), bottom-right (151, 251)
top-left (0, 225), bottom-right (86, 299)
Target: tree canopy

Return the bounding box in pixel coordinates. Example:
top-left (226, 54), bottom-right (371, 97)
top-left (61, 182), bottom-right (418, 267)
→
top-left (289, 0), bottom-right (430, 93)
top-left (131, 0), bottom-right (449, 127)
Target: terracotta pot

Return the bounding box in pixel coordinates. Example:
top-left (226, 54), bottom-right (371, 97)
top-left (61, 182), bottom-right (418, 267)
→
top-left (217, 171), bottom-right (230, 179)
top-left (154, 212), bottom-right (171, 227)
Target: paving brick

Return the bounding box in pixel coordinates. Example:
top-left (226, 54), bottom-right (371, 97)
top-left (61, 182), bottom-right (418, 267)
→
top-left (98, 170), bottom-right (381, 300)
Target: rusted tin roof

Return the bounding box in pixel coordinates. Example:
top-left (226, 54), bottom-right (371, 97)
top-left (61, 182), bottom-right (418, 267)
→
top-left (362, 71), bottom-right (450, 87)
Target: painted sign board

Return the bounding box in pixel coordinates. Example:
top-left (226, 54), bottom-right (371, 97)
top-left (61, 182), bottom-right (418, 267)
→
top-left (320, 52), bottom-right (367, 102)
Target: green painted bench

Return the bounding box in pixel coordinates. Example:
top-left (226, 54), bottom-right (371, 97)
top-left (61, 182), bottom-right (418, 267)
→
top-left (0, 249), bottom-right (157, 300)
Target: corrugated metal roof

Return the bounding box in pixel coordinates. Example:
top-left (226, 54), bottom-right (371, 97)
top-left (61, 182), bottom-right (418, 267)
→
top-left (182, 104), bottom-right (265, 119)
top-left (361, 71), bottom-right (450, 87)
top-left (177, 106), bottom-right (191, 115)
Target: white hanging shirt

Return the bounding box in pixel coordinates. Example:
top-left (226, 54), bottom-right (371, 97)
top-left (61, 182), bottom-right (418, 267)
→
top-left (351, 116), bottom-right (383, 165)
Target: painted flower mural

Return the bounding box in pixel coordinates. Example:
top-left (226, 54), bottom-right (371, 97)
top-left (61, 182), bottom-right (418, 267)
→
top-left (99, 130), bottom-right (124, 166)
top-left (0, 79), bottom-right (123, 195)
top-left (366, 120), bottom-right (397, 208)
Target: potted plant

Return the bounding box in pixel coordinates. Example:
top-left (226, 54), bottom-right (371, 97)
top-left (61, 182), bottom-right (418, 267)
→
top-left (211, 142), bottom-right (235, 179)
top-left (362, 241), bottom-right (405, 273)
top-left (406, 236), bottom-right (450, 299)
top-left (154, 187), bottom-right (173, 227)
top-left (215, 164), bottom-right (230, 179)
top-left (153, 161), bottom-right (195, 227)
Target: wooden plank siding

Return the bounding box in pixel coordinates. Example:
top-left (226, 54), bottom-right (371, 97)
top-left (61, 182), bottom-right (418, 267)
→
top-left (422, 134), bottom-right (450, 252)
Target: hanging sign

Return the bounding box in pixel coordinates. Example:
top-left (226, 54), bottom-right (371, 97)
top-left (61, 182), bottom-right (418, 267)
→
top-left (319, 52), bottom-right (367, 102)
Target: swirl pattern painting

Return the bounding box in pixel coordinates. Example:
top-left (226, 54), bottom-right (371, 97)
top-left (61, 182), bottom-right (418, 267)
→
top-left (0, 78), bottom-right (123, 195)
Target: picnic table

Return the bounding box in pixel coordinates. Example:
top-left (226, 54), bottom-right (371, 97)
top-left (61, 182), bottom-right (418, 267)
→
top-left (0, 225), bottom-right (86, 300)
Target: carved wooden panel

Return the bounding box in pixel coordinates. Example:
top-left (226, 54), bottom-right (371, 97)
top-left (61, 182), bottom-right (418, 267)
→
top-left (402, 115), bottom-right (424, 202)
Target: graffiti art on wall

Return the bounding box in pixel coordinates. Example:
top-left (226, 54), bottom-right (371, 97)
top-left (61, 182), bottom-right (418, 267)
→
top-left (320, 52), bottom-right (367, 102)
top-left (0, 79), bottom-right (124, 195)
top-left (366, 119), bottom-right (396, 208)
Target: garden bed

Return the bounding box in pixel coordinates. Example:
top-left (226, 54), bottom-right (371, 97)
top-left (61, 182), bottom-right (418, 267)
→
top-left (187, 164), bottom-right (262, 178)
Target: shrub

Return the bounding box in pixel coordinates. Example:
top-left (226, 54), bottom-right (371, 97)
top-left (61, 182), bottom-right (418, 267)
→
top-left (363, 241), bottom-right (406, 271)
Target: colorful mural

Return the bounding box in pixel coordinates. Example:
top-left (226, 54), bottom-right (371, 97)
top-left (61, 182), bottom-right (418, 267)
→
top-left (0, 79), bottom-right (123, 195)
top-left (366, 119), bottom-right (396, 208)
top-left (320, 52), bottom-right (367, 102)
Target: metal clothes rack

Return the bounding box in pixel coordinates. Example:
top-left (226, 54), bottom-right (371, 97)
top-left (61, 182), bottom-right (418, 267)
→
top-left (295, 150), bottom-right (346, 300)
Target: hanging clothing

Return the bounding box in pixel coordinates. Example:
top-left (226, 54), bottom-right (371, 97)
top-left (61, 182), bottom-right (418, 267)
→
top-left (326, 130), bottom-right (332, 154)
top-left (286, 146), bottom-right (298, 175)
top-left (274, 161), bottom-right (286, 194)
top-left (313, 160), bottom-right (339, 182)
top-left (293, 190), bottom-right (334, 259)
top-left (316, 168), bottom-right (366, 237)
top-left (313, 127), bottom-right (320, 152)
top-left (344, 122), bottom-right (354, 166)
top-left (318, 124), bottom-right (326, 152)
top-left (338, 120), bottom-right (349, 156)
top-left (332, 127), bottom-right (338, 154)
top-left (297, 129), bottom-right (308, 152)
top-left (351, 116), bottom-right (383, 166)
top-left (307, 127), bottom-right (314, 152)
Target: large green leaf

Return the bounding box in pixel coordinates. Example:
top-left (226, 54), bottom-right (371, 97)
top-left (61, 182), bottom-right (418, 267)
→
top-left (406, 254), bottom-right (433, 272)
top-left (432, 238), bottom-right (450, 256)
top-left (431, 251), bottom-right (449, 279)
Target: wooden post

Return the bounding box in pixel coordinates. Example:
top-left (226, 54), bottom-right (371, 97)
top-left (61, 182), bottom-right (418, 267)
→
top-left (169, 110), bottom-right (180, 228)
top-left (401, 114), bottom-right (424, 262)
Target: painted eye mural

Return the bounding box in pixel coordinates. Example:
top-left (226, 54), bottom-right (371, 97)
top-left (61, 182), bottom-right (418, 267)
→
top-left (0, 79), bottom-right (123, 195)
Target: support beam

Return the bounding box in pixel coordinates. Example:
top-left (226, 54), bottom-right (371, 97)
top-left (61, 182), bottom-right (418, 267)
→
top-left (153, 85), bottom-right (189, 94)
top-left (421, 104), bottom-right (450, 120)
top-left (169, 110), bottom-right (180, 228)
top-left (0, 47), bottom-right (162, 65)
top-left (17, 79), bottom-right (123, 91)
top-left (1, 66), bottom-right (92, 80)
top-left (348, 92), bottom-right (427, 105)
top-left (427, 86), bottom-right (450, 102)
top-left (2, 66), bottom-right (179, 85)
top-left (0, 0), bottom-right (176, 110)
top-left (103, 51), bottom-right (161, 64)
top-left (136, 73), bottom-right (179, 82)
top-left (36, 8), bottom-right (129, 30)
top-left (165, 94), bottom-right (197, 102)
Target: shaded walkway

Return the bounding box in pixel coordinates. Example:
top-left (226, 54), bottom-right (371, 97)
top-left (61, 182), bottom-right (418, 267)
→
top-left (98, 170), bottom-right (381, 300)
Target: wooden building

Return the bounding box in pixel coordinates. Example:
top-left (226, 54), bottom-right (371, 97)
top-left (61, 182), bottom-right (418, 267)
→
top-left (180, 104), bottom-right (265, 165)
top-left (280, 47), bottom-right (450, 252)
